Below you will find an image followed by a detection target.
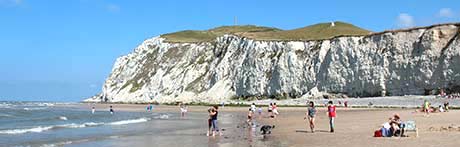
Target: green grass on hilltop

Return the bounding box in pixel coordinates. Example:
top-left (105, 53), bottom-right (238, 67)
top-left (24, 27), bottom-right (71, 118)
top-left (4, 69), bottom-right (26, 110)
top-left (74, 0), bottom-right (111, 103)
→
top-left (243, 21), bottom-right (372, 41)
top-left (161, 25), bottom-right (281, 43)
top-left (161, 21), bottom-right (372, 42)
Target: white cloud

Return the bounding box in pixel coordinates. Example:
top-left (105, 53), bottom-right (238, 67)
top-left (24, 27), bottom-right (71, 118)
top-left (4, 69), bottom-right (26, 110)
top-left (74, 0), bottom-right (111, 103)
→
top-left (106, 4), bottom-right (120, 12)
top-left (396, 13), bottom-right (415, 28)
top-left (438, 8), bottom-right (454, 18)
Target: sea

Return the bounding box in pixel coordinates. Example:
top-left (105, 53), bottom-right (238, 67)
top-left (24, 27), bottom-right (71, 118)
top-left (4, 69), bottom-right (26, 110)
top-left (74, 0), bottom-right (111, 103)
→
top-left (0, 101), bottom-right (273, 147)
top-left (0, 101), bottom-right (181, 147)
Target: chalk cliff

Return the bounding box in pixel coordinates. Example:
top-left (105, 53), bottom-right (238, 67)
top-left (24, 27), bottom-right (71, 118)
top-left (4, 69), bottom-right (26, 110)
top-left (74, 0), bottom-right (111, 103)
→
top-left (85, 23), bottom-right (460, 103)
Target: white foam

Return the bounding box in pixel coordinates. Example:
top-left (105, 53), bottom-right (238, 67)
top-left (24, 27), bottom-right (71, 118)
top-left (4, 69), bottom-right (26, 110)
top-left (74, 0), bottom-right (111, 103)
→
top-left (109, 118), bottom-right (149, 125)
top-left (0, 122), bottom-right (105, 135)
top-left (58, 116), bottom-right (67, 120)
top-left (153, 114), bottom-right (169, 119)
top-left (23, 107), bottom-right (47, 111)
top-left (0, 126), bottom-right (53, 134)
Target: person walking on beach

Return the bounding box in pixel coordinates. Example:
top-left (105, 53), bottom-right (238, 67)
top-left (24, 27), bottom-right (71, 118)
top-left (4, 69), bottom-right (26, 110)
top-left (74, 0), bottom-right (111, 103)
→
top-left (109, 105), bottom-right (114, 115)
top-left (304, 101), bottom-right (316, 132)
top-left (327, 101), bottom-right (336, 132)
top-left (210, 105), bottom-right (221, 136)
top-left (273, 103), bottom-right (279, 118)
top-left (268, 103), bottom-right (274, 118)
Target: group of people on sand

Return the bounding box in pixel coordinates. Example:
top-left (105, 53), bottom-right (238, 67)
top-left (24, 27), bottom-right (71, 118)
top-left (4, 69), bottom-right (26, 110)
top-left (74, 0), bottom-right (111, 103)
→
top-left (268, 103), bottom-right (279, 118)
top-left (207, 105), bottom-right (221, 137)
top-left (304, 101), bottom-right (336, 133)
top-left (375, 113), bottom-right (405, 137)
top-left (419, 100), bottom-right (450, 116)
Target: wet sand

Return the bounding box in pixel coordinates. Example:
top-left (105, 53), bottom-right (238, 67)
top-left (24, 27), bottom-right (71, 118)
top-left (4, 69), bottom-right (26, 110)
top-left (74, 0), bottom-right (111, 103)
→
top-left (76, 104), bottom-right (460, 147)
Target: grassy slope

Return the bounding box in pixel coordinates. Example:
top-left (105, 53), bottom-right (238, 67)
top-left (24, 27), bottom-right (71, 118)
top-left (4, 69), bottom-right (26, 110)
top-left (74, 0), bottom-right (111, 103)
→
top-left (161, 25), bottom-right (281, 43)
top-left (161, 21), bottom-right (372, 42)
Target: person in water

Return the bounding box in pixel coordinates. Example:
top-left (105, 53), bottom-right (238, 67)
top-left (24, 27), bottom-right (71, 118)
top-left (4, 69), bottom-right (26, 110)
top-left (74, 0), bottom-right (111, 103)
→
top-left (109, 105), bottom-right (114, 115)
top-left (91, 107), bottom-right (95, 114)
top-left (180, 104), bottom-right (188, 117)
top-left (210, 105), bottom-right (221, 136)
top-left (304, 101), bottom-right (316, 133)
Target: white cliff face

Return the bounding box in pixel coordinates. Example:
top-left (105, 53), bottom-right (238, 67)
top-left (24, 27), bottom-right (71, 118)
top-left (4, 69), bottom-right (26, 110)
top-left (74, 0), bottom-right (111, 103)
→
top-left (85, 24), bottom-right (460, 103)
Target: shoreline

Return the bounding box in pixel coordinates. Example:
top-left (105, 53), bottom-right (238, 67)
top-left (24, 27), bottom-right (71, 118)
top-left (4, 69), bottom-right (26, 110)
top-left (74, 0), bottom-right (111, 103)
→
top-left (80, 95), bottom-right (460, 109)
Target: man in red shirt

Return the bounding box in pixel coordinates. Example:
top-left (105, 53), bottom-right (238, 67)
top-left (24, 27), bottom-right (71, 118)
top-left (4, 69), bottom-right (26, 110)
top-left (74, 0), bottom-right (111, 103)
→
top-left (327, 101), bottom-right (336, 133)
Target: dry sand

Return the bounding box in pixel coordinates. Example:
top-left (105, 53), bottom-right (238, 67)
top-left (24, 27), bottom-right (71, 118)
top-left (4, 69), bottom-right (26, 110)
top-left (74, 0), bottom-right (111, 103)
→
top-left (78, 103), bottom-right (460, 147)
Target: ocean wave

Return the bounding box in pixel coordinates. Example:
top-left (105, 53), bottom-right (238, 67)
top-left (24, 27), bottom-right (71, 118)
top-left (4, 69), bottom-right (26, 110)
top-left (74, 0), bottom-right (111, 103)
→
top-left (23, 107), bottom-right (48, 111)
top-left (0, 113), bottom-right (12, 117)
top-left (58, 116), bottom-right (67, 120)
top-left (109, 118), bottom-right (150, 125)
top-left (0, 126), bottom-right (54, 134)
top-left (153, 114), bottom-right (169, 119)
top-left (0, 117), bottom-right (150, 135)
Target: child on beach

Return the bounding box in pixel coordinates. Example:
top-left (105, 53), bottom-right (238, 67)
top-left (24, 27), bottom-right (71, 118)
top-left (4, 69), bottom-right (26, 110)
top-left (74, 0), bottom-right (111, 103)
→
top-left (327, 101), bottom-right (336, 132)
top-left (423, 100), bottom-right (430, 116)
top-left (247, 108), bottom-right (253, 125)
top-left (304, 101), bottom-right (316, 132)
top-left (258, 106), bottom-right (263, 119)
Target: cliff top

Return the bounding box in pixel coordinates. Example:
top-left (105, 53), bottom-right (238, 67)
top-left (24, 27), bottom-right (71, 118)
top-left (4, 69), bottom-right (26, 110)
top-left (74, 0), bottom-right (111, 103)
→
top-left (161, 21), bottom-right (371, 43)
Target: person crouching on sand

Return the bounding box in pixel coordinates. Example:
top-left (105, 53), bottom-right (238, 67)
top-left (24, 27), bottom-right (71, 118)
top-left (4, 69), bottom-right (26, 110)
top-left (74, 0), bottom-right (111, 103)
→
top-left (304, 101), bottom-right (316, 133)
top-left (327, 101), bottom-right (336, 133)
top-left (423, 100), bottom-right (430, 116)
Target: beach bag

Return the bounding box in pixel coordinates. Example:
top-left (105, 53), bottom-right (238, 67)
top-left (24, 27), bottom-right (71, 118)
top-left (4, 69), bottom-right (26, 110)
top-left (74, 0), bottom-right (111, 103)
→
top-left (374, 130), bottom-right (382, 137)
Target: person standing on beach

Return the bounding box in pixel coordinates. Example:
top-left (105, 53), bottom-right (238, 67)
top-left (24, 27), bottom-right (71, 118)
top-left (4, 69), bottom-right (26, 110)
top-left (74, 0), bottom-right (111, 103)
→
top-left (247, 108), bottom-right (253, 125)
top-left (304, 101), bottom-right (316, 132)
top-left (250, 103), bottom-right (256, 112)
top-left (180, 104), bottom-right (188, 117)
top-left (210, 105), bottom-right (221, 136)
top-left (109, 105), bottom-right (114, 115)
top-left (327, 101), bottom-right (336, 132)
top-left (92, 107), bottom-right (95, 114)
top-left (206, 107), bottom-right (213, 136)
top-left (257, 106), bottom-right (263, 119)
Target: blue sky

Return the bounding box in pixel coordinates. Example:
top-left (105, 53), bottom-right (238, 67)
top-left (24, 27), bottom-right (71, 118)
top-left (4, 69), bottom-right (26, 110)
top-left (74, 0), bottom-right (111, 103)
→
top-left (0, 0), bottom-right (459, 102)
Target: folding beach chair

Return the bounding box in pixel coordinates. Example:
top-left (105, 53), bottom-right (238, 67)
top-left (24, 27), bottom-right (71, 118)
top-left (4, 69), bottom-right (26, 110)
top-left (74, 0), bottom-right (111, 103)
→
top-left (404, 120), bottom-right (418, 137)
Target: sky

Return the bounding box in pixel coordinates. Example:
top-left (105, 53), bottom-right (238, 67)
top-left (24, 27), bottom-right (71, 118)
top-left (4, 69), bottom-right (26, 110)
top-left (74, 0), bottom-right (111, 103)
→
top-left (0, 0), bottom-right (459, 102)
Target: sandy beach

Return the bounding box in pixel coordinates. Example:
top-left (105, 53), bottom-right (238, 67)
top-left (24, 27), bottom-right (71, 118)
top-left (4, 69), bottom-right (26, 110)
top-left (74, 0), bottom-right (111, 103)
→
top-left (70, 103), bottom-right (460, 147)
